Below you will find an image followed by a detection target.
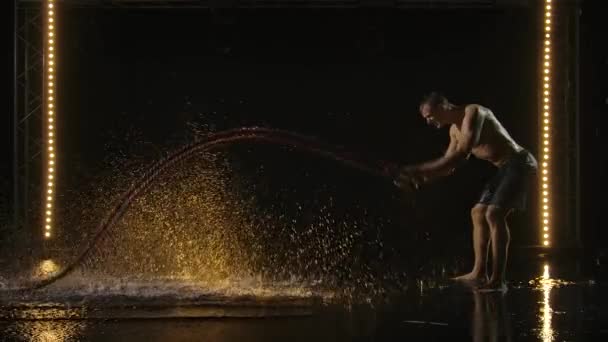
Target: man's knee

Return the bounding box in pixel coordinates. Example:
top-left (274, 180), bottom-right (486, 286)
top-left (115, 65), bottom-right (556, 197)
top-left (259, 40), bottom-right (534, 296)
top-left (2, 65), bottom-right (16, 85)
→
top-left (485, 205), bottom-right (507, 226)
top-left (471, 204), bottom-right (488, 222)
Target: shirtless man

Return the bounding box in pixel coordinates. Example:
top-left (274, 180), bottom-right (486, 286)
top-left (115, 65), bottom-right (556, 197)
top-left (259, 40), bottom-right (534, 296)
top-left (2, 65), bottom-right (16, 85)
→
top-left (394, 92), bottom-right (537, 291)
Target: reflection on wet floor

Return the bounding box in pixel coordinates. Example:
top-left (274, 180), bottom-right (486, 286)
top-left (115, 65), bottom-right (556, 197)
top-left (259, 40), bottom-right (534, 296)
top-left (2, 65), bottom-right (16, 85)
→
top-left (1, 253), bottom-right (607, 341)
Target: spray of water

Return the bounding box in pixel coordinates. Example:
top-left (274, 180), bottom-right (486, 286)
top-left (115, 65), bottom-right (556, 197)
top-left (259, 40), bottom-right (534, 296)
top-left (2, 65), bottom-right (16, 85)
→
top-left (8, 127), bottom-right (415, 303)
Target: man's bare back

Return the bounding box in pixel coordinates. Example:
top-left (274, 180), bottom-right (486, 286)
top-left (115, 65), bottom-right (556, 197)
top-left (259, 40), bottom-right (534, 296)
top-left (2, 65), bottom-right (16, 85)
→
top-left (451, 104), bottom-right (523, 167)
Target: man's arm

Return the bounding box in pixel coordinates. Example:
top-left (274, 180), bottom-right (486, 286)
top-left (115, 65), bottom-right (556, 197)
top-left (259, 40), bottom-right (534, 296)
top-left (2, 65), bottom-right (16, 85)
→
top-left (409, 105), bottom-right (485, 180)
top-left (420, 126), bottom-right (460, 182)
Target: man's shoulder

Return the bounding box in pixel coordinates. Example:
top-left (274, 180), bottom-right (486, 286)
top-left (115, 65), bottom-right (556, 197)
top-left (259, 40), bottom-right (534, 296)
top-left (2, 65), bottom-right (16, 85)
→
top-left (463, 104), bottom-right (494, 125)
top-left (465, 104), bottom-right (493, 116)
top-left (464, 103), bottom-right (484, 114)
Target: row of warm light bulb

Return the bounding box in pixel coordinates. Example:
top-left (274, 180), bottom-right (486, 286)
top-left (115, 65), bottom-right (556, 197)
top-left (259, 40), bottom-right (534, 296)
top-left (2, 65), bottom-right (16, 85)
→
top-left (36, 1), bottom-right (555, 245)
top-left (44, 0), bottom-right (56, 239)
top-left (541, 0), bottom-right (552, 247)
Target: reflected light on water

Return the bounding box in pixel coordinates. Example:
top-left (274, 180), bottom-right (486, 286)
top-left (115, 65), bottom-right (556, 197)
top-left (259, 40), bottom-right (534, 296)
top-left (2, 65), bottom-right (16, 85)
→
top-left (37, 329), bottom-right (60, 342)
top-left (539, 263), bottom-right (554, 342)
top-left (9, 320), bottom-right (86, 342)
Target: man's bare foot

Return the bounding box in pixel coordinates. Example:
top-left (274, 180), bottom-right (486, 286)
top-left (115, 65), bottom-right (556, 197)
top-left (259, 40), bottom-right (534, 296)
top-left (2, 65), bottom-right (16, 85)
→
top-left (476, 279), bottom-right (508, 293)
top-left (451, 272), bottom-right (487, 284)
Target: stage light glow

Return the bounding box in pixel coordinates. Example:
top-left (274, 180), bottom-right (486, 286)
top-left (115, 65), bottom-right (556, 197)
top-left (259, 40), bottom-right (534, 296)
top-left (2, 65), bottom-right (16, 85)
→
top-left (539, 0), bottom-right (553, 246)
top-left (44, 0), bottom-right (57, 239)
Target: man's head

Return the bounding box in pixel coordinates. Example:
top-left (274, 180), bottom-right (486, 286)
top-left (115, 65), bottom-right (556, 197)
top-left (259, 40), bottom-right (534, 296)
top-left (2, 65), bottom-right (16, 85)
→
top-left (419, 92), bottom-right (451, 129)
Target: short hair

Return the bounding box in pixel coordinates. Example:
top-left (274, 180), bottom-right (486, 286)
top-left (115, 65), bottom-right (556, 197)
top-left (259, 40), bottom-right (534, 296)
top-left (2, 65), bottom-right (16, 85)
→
top-left (420, 92), bottom-right (448, 109)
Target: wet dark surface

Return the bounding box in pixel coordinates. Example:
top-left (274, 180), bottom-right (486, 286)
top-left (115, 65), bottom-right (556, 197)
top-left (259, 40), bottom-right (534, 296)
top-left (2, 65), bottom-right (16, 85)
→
top-left (1, 252), bottom-right (607, 342)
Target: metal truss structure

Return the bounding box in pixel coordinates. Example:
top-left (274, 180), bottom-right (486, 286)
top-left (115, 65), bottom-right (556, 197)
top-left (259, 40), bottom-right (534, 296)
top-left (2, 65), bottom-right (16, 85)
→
top-left (13, 0), bottom-right (45, 237)
top-left (12, 0), bottom-right (580, 249)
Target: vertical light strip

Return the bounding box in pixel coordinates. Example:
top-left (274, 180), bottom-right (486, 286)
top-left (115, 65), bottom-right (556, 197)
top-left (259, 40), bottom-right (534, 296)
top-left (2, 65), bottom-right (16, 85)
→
top-left (541, 0), bottom-right (552, 247)
top-left (44, 0), bottom-right (56, 239)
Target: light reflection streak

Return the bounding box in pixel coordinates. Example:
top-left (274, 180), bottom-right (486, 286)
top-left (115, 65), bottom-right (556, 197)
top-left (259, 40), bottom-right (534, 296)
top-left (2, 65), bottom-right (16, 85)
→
top-left (539, 263), bottom-right (554, 342)
top-left (9, 319), bottom-right (86, 342)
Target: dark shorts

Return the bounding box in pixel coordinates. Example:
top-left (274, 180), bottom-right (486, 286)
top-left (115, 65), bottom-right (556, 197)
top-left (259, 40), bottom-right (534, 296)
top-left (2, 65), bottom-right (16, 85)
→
top-left (478, 149), bottom-right (538, 211)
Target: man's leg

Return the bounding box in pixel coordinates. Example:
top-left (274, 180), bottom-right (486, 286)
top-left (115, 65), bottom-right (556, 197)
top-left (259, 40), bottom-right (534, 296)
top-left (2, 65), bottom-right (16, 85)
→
top-left (481, 205), bottom-right (513, 289)
top-left (453, 204), bottom-right (490, 282)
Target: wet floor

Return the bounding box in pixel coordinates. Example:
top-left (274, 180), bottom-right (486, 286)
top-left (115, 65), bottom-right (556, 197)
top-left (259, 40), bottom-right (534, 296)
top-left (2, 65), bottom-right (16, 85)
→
top-left (1, 251), bottom-right (607, 341)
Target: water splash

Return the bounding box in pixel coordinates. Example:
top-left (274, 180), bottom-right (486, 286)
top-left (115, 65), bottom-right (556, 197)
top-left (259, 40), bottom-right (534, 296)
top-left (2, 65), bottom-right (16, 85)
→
top-left (9, 127), bottom-right (415, 303)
